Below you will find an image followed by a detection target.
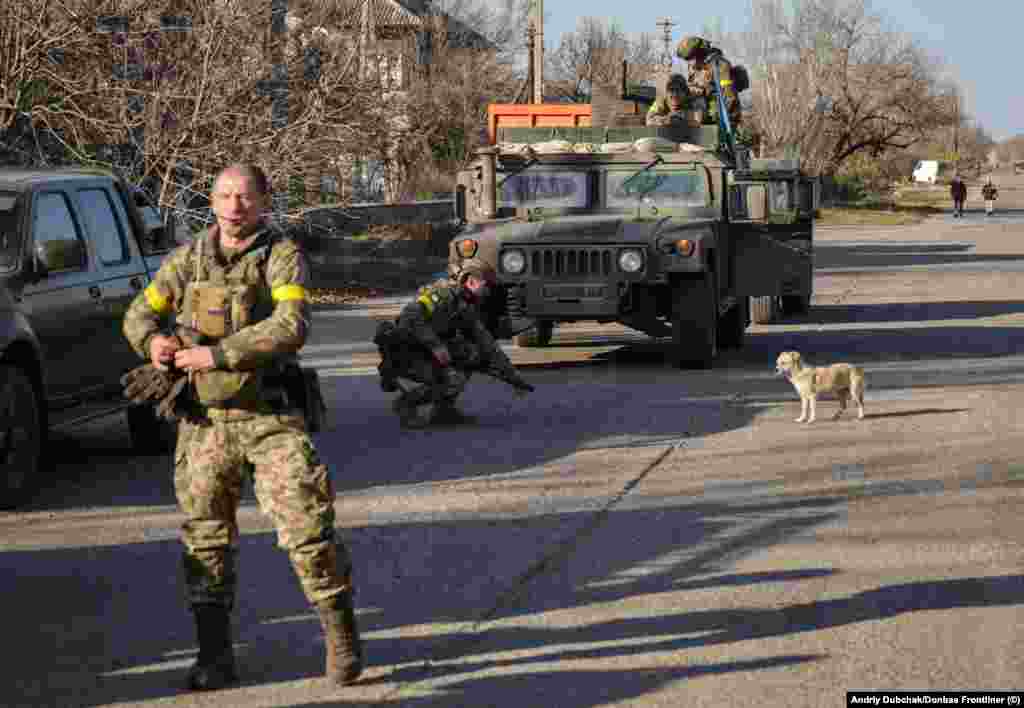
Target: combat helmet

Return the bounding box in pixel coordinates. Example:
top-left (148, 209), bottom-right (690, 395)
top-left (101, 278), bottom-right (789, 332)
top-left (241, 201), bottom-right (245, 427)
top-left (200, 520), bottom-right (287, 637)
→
top-left (676, 36), bottom-right (712, 61)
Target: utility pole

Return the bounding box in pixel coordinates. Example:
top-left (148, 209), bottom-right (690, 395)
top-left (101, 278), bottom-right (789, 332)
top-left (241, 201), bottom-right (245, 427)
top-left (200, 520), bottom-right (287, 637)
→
top-left (526, 24), bottom-right (536, 104)
top-left (656, 17), bottom-right (675, 68)
top-left (531, 0), bottom-right (544, 104)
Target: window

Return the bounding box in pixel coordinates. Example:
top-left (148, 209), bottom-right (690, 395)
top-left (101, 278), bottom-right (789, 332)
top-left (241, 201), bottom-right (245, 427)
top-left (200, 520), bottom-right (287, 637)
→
top-left (500, 171), bottom-right (589, 208)
top-left (0, 192), bottom-right (21, 271)
top-left (78, 188), bottom-right (129, 264)
top-left (606, 170), bottom-right (707, 209)
top-left (33, 192), bottom-right (87, 271)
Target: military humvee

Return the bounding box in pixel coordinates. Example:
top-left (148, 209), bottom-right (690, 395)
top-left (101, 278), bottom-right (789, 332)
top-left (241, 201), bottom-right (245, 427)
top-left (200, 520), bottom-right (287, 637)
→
top-left (449, 91), bottom-right (815, 368)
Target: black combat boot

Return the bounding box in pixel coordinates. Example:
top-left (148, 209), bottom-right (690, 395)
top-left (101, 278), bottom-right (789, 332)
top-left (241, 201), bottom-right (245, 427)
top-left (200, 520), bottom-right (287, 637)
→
top-left (316, 591), bottom-right (364, 686)
top-left (433, 398), bottom-right (476, 425)
top-left (187, 604), bottom-right (238, 690)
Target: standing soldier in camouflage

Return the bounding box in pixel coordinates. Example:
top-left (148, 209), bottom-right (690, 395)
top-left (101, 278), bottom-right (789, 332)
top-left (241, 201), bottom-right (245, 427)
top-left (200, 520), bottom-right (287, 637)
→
top-left (646, 73), bottom-right (694, 127)
top-left (676, 36), bottom-right (742, 129)
top-left (122, 164), bottom-right (363, 691)
top-left (374, 260), bottom-right (533, 428)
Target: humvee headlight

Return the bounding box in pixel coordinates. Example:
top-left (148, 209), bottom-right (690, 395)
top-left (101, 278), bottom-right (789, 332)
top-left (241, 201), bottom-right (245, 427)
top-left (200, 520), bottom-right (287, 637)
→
top-left (618, 249), bottom-right (644, 273)
top-left (457, 238), bottom-right (478, 258)
top-left (675, 239), bottom-right (695, 257)
top-left (501, 249), bottom-right (526, 274)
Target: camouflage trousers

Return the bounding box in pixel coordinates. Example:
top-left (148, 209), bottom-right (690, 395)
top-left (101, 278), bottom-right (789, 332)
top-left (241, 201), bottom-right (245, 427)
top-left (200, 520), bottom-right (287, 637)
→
top-left (380, 334), bottom-right (482, 405)
top-left (173, 408), bottom-right (351, 610)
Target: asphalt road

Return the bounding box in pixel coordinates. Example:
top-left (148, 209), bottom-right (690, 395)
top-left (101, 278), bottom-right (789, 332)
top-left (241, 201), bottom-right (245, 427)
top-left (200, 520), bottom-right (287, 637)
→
top-left (2, 172), bottom-right (1023, 707)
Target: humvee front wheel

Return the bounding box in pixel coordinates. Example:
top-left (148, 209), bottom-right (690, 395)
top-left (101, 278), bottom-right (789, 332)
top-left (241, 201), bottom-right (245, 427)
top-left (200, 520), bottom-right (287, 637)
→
top-left (513, 320), bottom-right (554, 347)
top-left (717, 297), bottom-right (748, 349)
top-left (672, 273), bottom-right (718, 369)
top-left (781, 293), bottom-right (812, 316)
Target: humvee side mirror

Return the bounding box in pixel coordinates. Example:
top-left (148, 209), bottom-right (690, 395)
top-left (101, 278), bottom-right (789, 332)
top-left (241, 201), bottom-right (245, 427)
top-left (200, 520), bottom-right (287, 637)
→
top-left (455, 184), bottom-right (467, 224)
top-left (747, 185), bottom-right (768, 221)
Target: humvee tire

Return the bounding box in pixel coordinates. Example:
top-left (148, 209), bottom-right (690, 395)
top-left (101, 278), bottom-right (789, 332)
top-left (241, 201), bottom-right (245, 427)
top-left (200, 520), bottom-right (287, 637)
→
top-left (672, 273), bottom-right (718, 369)
top-left (717, 297), bottom-right (748, 349)
top-left (781, 293), bottom-right (811, 315)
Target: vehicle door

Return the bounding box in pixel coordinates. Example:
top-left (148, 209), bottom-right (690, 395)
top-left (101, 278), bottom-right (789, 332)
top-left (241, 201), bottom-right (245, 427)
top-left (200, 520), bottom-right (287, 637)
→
top-left (20, 188), bottom-right (111, 403)
top-left (728, 176), bottom-right (814, 297)
top-left (72, 181), bottom-right (150, 388)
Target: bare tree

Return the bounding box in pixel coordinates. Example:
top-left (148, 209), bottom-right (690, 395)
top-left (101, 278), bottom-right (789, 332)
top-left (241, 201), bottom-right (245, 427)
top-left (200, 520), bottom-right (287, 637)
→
top-left (547, 17), bottom-right (661, 102)
top-left (718, 0), bottom-right (955, 175)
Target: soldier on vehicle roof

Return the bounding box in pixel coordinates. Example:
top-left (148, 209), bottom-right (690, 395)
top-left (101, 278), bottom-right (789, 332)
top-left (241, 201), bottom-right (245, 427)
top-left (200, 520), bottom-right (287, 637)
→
top-left (646, 73), bottom-right (694, 127)
top-left (676, 35), bottom-right (743, 129)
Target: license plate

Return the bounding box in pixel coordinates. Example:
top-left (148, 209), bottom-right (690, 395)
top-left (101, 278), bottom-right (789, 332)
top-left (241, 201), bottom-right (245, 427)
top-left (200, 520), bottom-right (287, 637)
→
top-left (543, 284), bottom-right (606, 299)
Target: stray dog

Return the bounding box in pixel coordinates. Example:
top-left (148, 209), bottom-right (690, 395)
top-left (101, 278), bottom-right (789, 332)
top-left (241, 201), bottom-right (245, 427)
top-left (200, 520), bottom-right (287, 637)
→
top-left (775, 351), bottom-right (865, 424)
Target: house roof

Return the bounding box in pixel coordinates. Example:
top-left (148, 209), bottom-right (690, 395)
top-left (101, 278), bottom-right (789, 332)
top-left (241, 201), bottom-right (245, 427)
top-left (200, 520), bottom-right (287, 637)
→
top-left (335, 0), bottom-right (424, 28)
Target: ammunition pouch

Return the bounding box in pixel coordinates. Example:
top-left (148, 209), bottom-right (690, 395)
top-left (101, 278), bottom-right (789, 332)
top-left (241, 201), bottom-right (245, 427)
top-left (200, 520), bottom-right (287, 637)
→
top-left (185, 282), bottom-right (259, 341)
top-left (274, 362), bottom-right (327, 432)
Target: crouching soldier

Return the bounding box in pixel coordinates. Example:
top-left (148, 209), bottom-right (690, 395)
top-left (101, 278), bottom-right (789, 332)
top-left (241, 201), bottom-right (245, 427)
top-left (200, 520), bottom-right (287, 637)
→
top-left (375, 260), bottom-right (534, 428)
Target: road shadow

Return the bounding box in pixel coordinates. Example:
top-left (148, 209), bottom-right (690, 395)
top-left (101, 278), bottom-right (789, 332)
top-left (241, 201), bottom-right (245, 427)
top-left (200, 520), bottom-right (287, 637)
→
top-left (285, 656), bottom-right (825, 706)
top-left (862, 408), bottom-right (969, 420)
top-left (0, 492), bottom-right (844, 707)
top-left (785, 300), bottom-right (1024, 324)
top-left (6, 476), bottom-right (1019, 707)
top-left (814, 241), bottom-right (1024, 269)
top-left (24, 316), bottom-right (1024, 513)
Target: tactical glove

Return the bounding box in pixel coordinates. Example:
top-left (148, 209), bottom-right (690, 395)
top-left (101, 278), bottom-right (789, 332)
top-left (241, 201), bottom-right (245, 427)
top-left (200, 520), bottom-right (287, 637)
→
top-left (155, 375), bottom-right (194, 422)
top-left (121, 364), bottom-right (178, 404)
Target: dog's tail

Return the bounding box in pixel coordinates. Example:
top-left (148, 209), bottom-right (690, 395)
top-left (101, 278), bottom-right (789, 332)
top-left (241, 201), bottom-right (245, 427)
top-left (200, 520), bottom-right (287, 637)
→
top-left (852, 366), bottom-right (866, 405)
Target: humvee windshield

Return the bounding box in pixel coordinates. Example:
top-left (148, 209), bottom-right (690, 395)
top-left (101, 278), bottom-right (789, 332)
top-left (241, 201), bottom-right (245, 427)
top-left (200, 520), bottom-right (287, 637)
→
top-left (0, 192), bottom-right (21, 271)
top-left (606, 170), bottom-right (707, 209)
top-left (499, 171), bottom-right (590, 208)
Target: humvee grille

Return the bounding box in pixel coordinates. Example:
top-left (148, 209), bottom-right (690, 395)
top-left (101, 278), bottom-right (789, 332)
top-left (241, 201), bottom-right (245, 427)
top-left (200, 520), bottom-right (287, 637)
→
top-left (528, 247), bottom-right (614, 278)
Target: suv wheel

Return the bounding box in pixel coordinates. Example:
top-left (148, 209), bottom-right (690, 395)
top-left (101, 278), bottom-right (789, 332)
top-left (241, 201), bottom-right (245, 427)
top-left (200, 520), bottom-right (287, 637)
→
top-left (126, 404), bottom-right (177, 455)
top-left (0, 365), bottom-right (43, 509)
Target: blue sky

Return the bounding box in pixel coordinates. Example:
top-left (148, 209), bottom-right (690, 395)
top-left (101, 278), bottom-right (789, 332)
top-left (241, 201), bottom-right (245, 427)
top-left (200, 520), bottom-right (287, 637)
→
top-left (538, 0), bottom-right (1021, 141)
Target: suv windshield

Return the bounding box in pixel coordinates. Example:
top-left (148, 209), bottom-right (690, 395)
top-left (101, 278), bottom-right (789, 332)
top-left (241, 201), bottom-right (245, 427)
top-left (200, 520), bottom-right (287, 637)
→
top-left (0, 192), bottom-right (21, 271)
top-left (499, 171), bottom-right (589, 208)
top-left (607, 169), bottom-right (708, 209)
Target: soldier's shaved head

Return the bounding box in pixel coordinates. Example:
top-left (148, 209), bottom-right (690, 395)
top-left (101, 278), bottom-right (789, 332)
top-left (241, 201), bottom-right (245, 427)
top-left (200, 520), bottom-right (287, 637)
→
top-left (214, 163), bottom-right (270, 194)
top-left (212, 163), bottom-right (269, 241)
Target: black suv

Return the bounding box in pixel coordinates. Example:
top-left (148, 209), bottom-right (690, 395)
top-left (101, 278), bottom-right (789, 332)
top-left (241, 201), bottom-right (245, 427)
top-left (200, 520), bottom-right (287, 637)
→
top-left (0, 168), bottom-right (180, 508)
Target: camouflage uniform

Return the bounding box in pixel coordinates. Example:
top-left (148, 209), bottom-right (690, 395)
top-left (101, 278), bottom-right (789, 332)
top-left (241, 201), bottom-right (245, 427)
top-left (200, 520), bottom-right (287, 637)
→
top-left (123, 226), bottom-right (351, 611)
top-left (377, 277), bottom-right (504, 421)
top-left (646, 73), bottom-right (693, 127)
top-left (676, 36), bottom-right (742, 129)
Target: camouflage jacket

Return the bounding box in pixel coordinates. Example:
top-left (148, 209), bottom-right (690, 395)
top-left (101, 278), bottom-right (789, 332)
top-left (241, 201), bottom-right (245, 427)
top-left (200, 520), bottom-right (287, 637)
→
top-left (645, 97), bottom-right (693, 126)
top-left (123, 225), bottom-right (310, 373)
top-left (396, 280), bottom-right (497, 358)
top-left (688, 59), bottom-right (741, 124)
